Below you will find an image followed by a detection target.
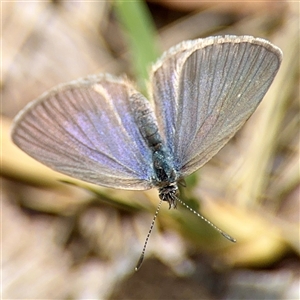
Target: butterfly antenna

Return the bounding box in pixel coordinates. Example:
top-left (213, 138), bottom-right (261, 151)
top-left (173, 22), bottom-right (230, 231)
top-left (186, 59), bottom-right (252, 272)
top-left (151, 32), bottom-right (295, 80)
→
top-left (135, 199), bottom-right (163, 271)
top-left (176, 197), bottom-right (236, 243)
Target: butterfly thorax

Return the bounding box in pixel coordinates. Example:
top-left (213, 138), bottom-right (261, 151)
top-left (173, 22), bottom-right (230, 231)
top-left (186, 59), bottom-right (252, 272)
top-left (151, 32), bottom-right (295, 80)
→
top-left (152, 146), bottom-right (179, 209)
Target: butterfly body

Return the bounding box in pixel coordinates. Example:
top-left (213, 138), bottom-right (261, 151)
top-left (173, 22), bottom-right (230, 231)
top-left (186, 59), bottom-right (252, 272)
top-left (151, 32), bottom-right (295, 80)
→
top-left (130, 92), bottom-right (179, 208)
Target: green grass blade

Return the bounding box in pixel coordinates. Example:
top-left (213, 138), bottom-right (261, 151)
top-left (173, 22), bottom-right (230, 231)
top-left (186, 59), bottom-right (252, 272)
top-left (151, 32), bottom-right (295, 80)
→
top-left (113, 0), bottom-right (159, 93)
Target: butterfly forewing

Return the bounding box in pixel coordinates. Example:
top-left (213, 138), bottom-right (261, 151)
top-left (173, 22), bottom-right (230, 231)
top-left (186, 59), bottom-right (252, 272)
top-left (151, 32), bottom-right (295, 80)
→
top-left (150, 36), bottom-right (282, 176)
top-left (12, 74), bottom-right (155, 190)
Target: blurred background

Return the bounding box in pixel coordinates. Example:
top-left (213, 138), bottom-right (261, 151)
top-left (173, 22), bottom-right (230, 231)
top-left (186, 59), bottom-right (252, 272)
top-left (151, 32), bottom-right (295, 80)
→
top-left (2, 1), bottom-right (299, 299)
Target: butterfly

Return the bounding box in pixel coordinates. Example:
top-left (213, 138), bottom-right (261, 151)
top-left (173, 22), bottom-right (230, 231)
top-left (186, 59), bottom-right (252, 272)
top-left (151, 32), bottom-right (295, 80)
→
top-left (11, 35), bottom-right (282, 269)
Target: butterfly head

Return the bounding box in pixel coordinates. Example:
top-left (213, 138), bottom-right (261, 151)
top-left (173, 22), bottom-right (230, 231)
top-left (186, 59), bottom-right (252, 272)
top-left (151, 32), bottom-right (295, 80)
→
top-left (158, 183), bottom-right (179, 209)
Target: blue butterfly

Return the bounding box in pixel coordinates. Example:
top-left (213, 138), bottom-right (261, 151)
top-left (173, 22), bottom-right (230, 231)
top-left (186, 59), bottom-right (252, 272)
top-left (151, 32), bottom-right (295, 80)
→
top-left (11, 35), bottom-right (282, 269)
